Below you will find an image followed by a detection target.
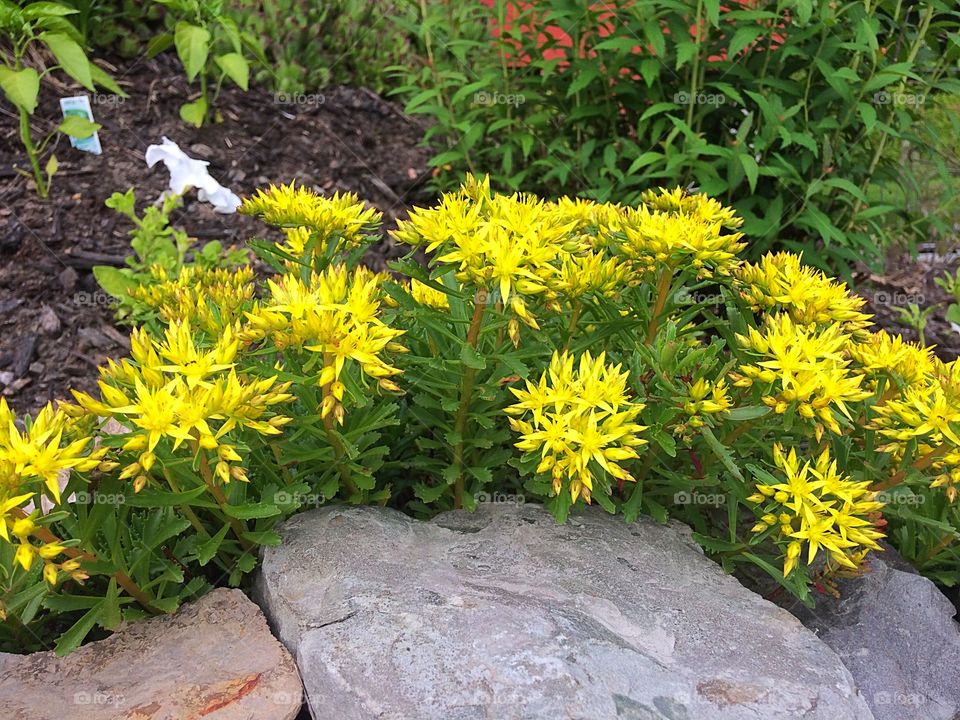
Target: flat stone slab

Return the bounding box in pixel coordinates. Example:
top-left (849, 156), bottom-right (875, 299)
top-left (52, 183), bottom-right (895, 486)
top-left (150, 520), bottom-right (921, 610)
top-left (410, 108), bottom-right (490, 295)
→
top-left (0, 587), bottom-right (302, 720)
top-left (791, 547), bottom-right (960, 720)
top-left (257, 504), bottom-right (874, 720)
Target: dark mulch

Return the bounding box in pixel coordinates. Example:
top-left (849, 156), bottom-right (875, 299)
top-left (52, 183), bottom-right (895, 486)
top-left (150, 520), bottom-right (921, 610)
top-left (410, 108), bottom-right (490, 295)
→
top-left (0, 53), bottom-right (433, 416)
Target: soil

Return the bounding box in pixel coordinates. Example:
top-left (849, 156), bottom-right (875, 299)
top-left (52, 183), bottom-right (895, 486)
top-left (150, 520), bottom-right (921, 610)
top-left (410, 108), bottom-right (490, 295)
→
top-left (0, 53), bottom-right (433, 416)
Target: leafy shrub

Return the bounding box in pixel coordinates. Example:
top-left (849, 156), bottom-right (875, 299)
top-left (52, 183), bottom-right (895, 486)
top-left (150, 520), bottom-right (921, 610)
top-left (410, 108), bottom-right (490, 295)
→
top-left (3, 178), bottom-right (959, 653)
top-left (93, 188), bottom-right (248, 323)
top-left (393, 0), bottom-right (960, 272)
top-left (148, 0), bottom-right (267, 126)
top-left (231, 0), bottom-right (416, 95)
top-left (0, 0), bottom-right (123, 196)
top-left (57, 0), bottom-right (164, 56)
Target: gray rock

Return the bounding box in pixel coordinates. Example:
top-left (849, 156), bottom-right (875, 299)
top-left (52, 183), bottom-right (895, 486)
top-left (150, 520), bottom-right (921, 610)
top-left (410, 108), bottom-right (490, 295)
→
top-left (0, 587), bottom-right (302, 720)
top-left (256, 504), bottom-right (874, 720)
top-left (789, 547), bottom-right (960, 720)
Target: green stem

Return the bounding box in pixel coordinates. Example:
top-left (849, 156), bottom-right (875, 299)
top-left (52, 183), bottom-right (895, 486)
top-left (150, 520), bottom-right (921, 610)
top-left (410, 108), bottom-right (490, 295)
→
top-left (563, 302), bottom-right (583, 352)
top-left (18, 106), bottom-right (45, 198)
top-left (452, 297), bottom-right (487, 509)
top-left (20, 512), bottom-right (161, 614)
top-left (197, 452), bottom-right (253, 552)
top-left (645, 269), bottom-right (673, 344)
top-left (321, 355), bottom-right (360, 498)
top-left (163, 469), bottom-right (211, 539)
top-left (871, 444), bottom-right (949, 492)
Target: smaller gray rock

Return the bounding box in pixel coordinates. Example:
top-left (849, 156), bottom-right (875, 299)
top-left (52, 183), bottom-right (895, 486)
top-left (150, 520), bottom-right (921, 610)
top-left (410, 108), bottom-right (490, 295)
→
top-left (790, 547), bottom-right (960, 720)
top-left (0, 587), bottom-right (302, 720)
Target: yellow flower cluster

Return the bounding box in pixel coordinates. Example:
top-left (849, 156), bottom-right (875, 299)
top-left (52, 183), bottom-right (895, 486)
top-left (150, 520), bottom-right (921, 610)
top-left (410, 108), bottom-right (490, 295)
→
top-left (244, 264), bottom-right (405, 422)
top-left (506, 351), bottom-right (647, 504)
top-left (848, 328), bottom-right (936, 387)
top-left (733, 314), bottom-right (870, 439)
top-left (73, 323), bottom-right (292, 489)
top-left (409, 278), bottom-right (450, 310)
top-left (749, 444), bottom-right (884, 576)
top-left (615, 188), bottom-right (746, 277)
top-left (735, 252), bottom-right (871, 333)
top-left (0, 399), bottom-right (105, 586)
top-left (639, 186), bottom-right (743, 230)
top-left (130, 265), bottom-right (256, 333)
top-left (241, 183), bottom-right (381, 243)
top-left (394, 182), bottom-right (580, 330)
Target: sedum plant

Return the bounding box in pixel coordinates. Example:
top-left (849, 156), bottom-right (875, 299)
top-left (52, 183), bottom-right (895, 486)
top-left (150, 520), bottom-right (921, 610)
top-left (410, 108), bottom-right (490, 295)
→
top-left (2, 178), bottom-right (960, 654)
top-left (94, 188), bottom-right (248, 325)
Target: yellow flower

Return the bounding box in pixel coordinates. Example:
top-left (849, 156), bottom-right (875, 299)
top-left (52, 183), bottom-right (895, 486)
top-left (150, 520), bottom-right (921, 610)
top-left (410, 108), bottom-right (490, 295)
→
top-left (130, 265), bottom-right (256, 333)
top-left (507, 351), bottom-right (647, 504)
top-left (73, 325), bottom-right (292, 486)
top-left (393, 176), bottom-right (579, 328)
top-left (750, 444), bottom-right (884, 576)
top-left (241, 183), bottom-right (381, 243)
top-left (409, 278), bottom-right (450, 310)
top-left (613, 191), bottom-right (745, 277)
top-left (732, 314), bottom-right (870, 439)
top-left (848, 329), bottom-right (936, 386)
top-left (735, 252), bottom-right (871, 333)
top-left (640, 186), bottom-right (743, 229)
top-left (0, 399), bottom-right (105, 504)
top-left (243, 264), bottom-right (404, 422)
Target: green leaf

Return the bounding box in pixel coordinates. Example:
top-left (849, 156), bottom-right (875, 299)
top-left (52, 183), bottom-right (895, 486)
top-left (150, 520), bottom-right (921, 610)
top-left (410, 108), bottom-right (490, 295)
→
top-left (739, 153), bottom-right (759, 192)
top-left (223, 502), bottom-right (281, 520)
top-left (40, 32), bottom-right (93, 90)
top-left (55, 602), bottom-right (103, 656)
top-left (44, 153), bottom-right (58, 179)
top-left (58, 114), bottom-right (100, 139)
top-left (174, 22), bottom-right (211, 82)
top-left (459, 343), bottom-right (486, 370)
top-left (728, 26), bottom-right (765, 58)
top-left (0, 66), bottom-right (39, 114)
top-left (215, 52), bottom-right (249, 90)
top-left (700, 426), bottom-right (744, 482)
top-left (179, 97), bottom-right (208, 127)
top-left (23, 3), bottom-right (78, 18)
top-left (726, 406), bottom-right (770, 421)
top-left (92, 265), bottom-right (137, 299)
top-left (196, 524), bottom-right (230, 565)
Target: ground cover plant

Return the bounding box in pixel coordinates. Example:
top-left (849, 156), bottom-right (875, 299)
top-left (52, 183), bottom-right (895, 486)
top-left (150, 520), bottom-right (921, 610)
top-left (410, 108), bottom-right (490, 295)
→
top-left (2, 178), bottom-right (958, 654)
top-left (394, 0), bottom-right (960, 272)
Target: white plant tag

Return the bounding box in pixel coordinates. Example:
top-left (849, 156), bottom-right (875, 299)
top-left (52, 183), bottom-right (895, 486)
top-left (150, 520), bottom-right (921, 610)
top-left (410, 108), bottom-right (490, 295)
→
top-left (59, 95), bottom-right (102, 155)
